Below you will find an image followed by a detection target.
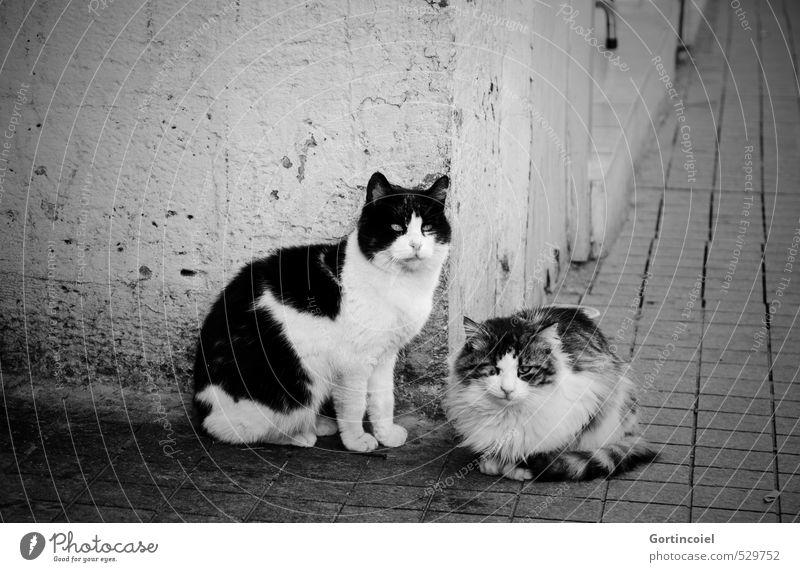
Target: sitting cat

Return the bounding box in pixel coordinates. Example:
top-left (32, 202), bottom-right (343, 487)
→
top-left (444, 306), bottom-right (657, 480)
top-left (194, 172), bottom-right (450, 452)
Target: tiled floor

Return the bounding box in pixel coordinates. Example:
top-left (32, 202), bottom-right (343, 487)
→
top-left (2, 0), bottom-right (799, 523)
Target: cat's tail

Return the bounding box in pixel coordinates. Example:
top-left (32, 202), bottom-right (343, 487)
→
top-left (525, 436), bottom-right (658, 481)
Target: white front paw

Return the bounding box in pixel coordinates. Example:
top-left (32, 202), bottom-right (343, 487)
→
top-left (315, 415), bottom-right (338, 437)
top-left (375, 424), bottom-right (408, 448)
top-left (292, 432), bottom-right (317, 448)
top-left (479, 457), bottom-right (502, 476)
top-left (341, 432), bottom-right (379, 452)
top-left (504, 467), bottom-right (533, 481)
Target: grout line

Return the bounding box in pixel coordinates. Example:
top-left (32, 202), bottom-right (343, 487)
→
top-left (332, 455), bottom-right (373, 522)
top-left (146, 440), bottom-right (213, 523)
top-left (756, 4), bottom-right (784, 522)
top-left (419, 450), bottom-right (452, 523)
top-left (242, 457), bottom-right (289, 523)
top-left (689, 0), bottom-right (733, 522)
top-left (52, 419), bottom-right (145, 523)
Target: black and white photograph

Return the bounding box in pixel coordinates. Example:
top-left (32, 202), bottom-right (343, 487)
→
top-left (1, 0), bottom-right (799, 553)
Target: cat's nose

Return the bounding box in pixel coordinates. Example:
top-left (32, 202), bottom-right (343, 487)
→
top-left (409, 238), bottom-right (422, 251)
top-left (501, 388), bottom-right (514, 399)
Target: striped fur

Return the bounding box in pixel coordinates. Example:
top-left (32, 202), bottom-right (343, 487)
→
top-left (525, 435), bottom-right (658, 481)
top-left (445, 306), bottom-right (657, 481)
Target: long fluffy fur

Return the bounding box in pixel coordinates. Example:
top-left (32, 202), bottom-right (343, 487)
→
top-left (525, 435), bottom-right (658, 481)
top-left (445, 306), bottom-right (657, 481)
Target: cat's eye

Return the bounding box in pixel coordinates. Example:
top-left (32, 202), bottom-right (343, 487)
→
top-left (421, 224), bottom-right (433, 233)
top-left (518, 365), bottom-right (534, 375)
top-left (478, 364), bottom-right (498, 376)
top-left (391, 223), bottom-right (404, 232)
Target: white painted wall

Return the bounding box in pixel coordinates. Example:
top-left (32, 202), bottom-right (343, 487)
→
top-left (1, 0), bottom-right (605, 390)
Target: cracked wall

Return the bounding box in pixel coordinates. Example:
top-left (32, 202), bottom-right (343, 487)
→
top-left (1, 0), bottom-right (588, 410)
top-left (0, 0), bottom-right (454, 398)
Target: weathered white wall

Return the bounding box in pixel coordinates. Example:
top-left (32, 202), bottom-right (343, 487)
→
top-left (448, 0), bottom-right (593, 347)
top-left (1, 0), bottom-right (599, 393)
top-left (0, 0), bottom-right (453, 389)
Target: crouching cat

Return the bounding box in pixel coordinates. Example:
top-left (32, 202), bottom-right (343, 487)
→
top-left (194, 172), bottom-right (450, 452)
top-left (444, 306), bottom-right (657, 481)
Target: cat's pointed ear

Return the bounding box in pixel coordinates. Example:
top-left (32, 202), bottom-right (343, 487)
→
top-left (426, 175), bottom-right (449, 206)
top-left (537, 322), bottom-right (560, 345)
top-left (463, 316), bottom-right (485, 340)
top-left (366, 172), bottom-right (391, 205)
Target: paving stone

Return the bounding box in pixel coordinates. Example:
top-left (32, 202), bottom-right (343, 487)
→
top-left (359, 458), bottom-right (447, 488)
top-left (187, 458), bottom-right (280, 494)
top-left (73, 481), bottom-right (173, 511)
top-left (692, 507), bottom-right (779, 523)
top-left (248, 499), bottom-right (340, 523)
top-left (17, 444), bottom-right (107, 481)
top-left (426, 510), bottom-right (510, 523)
top-left (201, 443), bottom-right (289, 469)
top-left (165, 484), bottom-right (260, 520)
top-left (520, 479), bottom-right (606, 499)
top-left (643, 425), bottom-right (694, 445)
top-left (776, 453), bottom-right (800, 476)
top-left (779, 474), bottom-right (800, 494)
top-left (152, 510), bottom-right (239, 523)
top-left (346, 483), bottom-right (429, 510)
top-left (615, 462), bottom-right (691, 484)
top-left (264, 474), bottom-right (353, 504)
top-left (2, 473), bottom-right (87, 505)
top-left (0, 502), bottom-right (65, 523)
top-left (515, 494), bottom-right (602, 522)
top-left (639, 391), bottom-right (696, 410)
top-left (336, 506), bottom-right (423, 523)
top-left (692, 485), bottom-right (779, 512)
top-left (280, 448), bottom-right (369, 482)
top-left (695, 428), bottom-right (774, 451)
top-left (776, 433), bottom-right (800, 453)
top-left (607, 481), bottom-right (692, 506)
top-left (434, 449), bottom-right (521, 493)
top-left (97, 457), bottom-right (190, 489)
top-left (654, 442), bottom-right (694, 464)
top-left (58, 504), bottom-right (154, 523)
top-left (602, 501), bottom-right (689, 523)
top-left (697, 410), bottom-right (774, 433)
top-left (694, 446), bottom-right (776, 470)
top-left (427, 489), bottom-right (516, 517)
top-left (700, 394), bottom-right (773, 415)
top-left (693, 466), bottom-right (776, 490)
top-left (777, 492), bottom-right (800, 520)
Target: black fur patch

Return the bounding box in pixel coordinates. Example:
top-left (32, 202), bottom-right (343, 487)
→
top-left (262, 239), bottom-right (347, 319)
top-left (193, 249), bottom-right (341, 414)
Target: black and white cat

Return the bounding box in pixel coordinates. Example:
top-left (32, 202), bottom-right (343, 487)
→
top-left (445, 306), bottom-right (657, 480)
top-left (194, 172), bottom-right (450, 452)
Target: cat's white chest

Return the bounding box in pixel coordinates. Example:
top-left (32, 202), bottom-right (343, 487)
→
top-left (340, 263), bottom-right (436, 355)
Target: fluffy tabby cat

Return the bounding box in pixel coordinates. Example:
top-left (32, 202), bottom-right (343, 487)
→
top-left (445, 306), bottom-right (657, 480)
top-left (194, 172), bottom-right (450, 452)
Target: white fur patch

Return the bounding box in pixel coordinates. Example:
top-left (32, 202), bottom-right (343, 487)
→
top-left (445, 344), bottom-right (617, 463)
top-left (196, 385), bottom-right (315, 445)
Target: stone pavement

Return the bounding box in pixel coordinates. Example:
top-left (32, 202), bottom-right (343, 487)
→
top-left (2, 0), bottom-right (799, 523)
